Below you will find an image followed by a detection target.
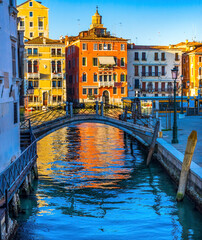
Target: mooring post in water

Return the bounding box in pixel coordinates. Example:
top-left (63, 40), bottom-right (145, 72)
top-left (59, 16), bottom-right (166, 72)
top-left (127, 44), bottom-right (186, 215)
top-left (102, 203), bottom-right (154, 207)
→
top-left (5, 189), bottom-right (8, 233)
top-left (100, 102), bottom-right (104, 116)
top-left (70, 102), bottom-right (73, 118)
top-left (66, 102), bottom-right (69, 116)
top-left (95, 101), bottom-right (99, 115)
top-left (158, 117), bottom-right (163, 138)
top-left (176, 131), bottom-right (197, 201)
top-left (146, 121), bottom-right (160, 166)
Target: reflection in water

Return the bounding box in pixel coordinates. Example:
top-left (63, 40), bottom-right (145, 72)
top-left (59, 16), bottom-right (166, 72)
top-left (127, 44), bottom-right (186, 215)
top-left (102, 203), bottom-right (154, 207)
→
top-left (15, 123), bottom-right (202, 240)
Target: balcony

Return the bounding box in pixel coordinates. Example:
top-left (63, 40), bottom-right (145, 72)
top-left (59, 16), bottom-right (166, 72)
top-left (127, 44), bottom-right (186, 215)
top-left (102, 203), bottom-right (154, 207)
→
top-left (141, 87), bottom-right (173, 93)
top-left (27, 72), bottom-right (40, 79)
top-left (141, 72), bottom-right (162, 77)
top-left (19, 26), bottom-right (25, 30)
top-left (51, 73), bottom-right (63, 79)
top-left (99, 81), bottom-right (114, 88)
top-left (38, 26), bottom-right (44, 30)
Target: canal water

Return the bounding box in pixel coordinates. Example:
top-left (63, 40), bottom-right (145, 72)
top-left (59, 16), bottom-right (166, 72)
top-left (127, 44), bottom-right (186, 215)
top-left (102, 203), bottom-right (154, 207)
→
top-left (15, 123), bottom-right (202, 240)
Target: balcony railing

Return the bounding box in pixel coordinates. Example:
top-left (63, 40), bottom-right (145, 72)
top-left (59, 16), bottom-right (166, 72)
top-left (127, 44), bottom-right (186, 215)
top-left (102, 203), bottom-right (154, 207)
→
top-left (51, 73), bottom-right (63, 79)
top-left (27, 53), bottom-right (39, 57)
top-left (27, 72), bottom-right (40, 79)
top-left (19, 26), bottom-right (25, 30)
top-left (98, 65), bottom-right (114, 70)
top-left (141, 72), bottom-right (162, 77)
top-left (141, 87), bottom-right (173, 92)
top-left (99, 81), bottom-right (114, 88)
top-left (38, 26), bottom-right (44, 30)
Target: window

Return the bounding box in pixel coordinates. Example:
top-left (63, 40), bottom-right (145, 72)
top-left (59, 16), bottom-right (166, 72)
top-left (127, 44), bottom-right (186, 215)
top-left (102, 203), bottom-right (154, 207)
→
top-left (93, 58), bottom-right (98, 66)
top-left (58, 81), bottom-right (62, 87)
top-left (108, 44), bottom-right (112, 50)
top-left (28, 48), bottom-right (32, 55)
top-left (82, 73), bottom-right (87, 82)
top-left (14, 102), bottom-right (18, 124)
top-left (121, 58), bottom-right (125, 67)
top-left (142, 82), bottom-right (146, 91)
top-left (28, 61), bottom-right (32, 73)
top-left (83, 88), bottom-right (87, 95)
top-left (149, 66), bottom-right (152, 76)
top-left (94, 89), bottom-right (98, 95)
top-left (134, 52), bottom-right (139, 60)
top-left (155, 66), bottom-right (158, 76)
top-left (161, 82), bottom-right (165, 91)
top-left (20, 20), bottom-right (24, 28)
top-left (103, 43), bottom-right (108, 50)
top-left (51, 48), bottom-right (56, 56)
top-left (109, 75), bottom-right (112, 81)
top-left (38, 18), bottom-right (43, 29)
top-left (33, 81), bottom-right (38, 88)
top-left (29, 12), bottom-right (33, 17)
top-left (82, 57), bottom-right (87, 66)
top-left (134, 66), bottom-right (139, 76)
top-left (162, 66), bottom-right (165, 76)
top-left (93, 73), bottom-right (97, 82)
top-left (33, 48), bottom-right (38, 55)
top-left (113, 73), bottom-right (117, 82)
top-left (121, 87), bottom-right (125, 94)
top-left (121, 44), bottom-right (125, 50)
top-left (39, 33), bottom-right (43, 37)
top-left (142, 52), bottom-right (146, 61)
top-left (34, 96), bottom-right (38, 102)
top-left (94, 44), bottom-right (98, 50)
top-left (57, 61), bottom-right (61, 73)
top-left (104, 75), bottom-right (107, 82)
top-left (99, 44), bottom-right (102, 50)
top-left (58, 96), bottom-right (62, 102)
top-left (199, 67), bottom-right (202, 76)
top-left (155, 82), bottom-right (158, 91)
top-left (154, 52), bottom-right (159, 61)
top-left (82, 43), bottom-right (87, 50)
top-left (135, 79), bottom-right (139, 89)
top-left (28, 81), bottom-right (33, 88)
top-left (30, 22), bottom-right (33, 27)
top-left (88, 88), bottom-right (93, 96)
top-left (52, 96), bottom-right (57, 103)
top-left (114, 57), bottom-right (117, 66)
top-left (29, 1), bottom-right (33, 7)
top-left (175, 53), bottom-right (179, 61)
top-left (142, 66), bottom-right (146, 76)
top-left (199, 56), bottom-right (202, 62)
top-left (52, 81), bottom-right (56, 87)
top-left (33, 61), bottom-right (38, 72)
top-left (57, 49), bottom-right (61, 56)
top-left (99, 75), bottom-right (103, 82)
top-left (12, 45), bottom-right (16, 77)
top-left (113, 87), bottom-right (117, 94)
top-left (161, 52), bottom-right (165, 61)
top-left (52, 61), bottom-right (56, 73)
top-left (121, 73), bottom-right (125, 82)
top-left (30, 32), bottom-right (33, 38)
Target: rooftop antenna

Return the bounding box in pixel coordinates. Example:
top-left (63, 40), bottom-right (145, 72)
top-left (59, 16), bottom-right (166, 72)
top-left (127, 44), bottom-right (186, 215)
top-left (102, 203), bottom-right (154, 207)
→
top-left (96, 5), bottom-right (98, 12)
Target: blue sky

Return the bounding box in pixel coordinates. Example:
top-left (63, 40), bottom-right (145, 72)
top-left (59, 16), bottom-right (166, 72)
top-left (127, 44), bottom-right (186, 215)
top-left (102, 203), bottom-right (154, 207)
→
top-left (17, 0), bottom-right (202, 45)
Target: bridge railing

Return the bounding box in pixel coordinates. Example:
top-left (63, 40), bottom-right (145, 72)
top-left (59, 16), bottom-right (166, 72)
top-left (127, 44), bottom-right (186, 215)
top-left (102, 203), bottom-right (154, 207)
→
top-left (0, 139), bottom-right (37, 201)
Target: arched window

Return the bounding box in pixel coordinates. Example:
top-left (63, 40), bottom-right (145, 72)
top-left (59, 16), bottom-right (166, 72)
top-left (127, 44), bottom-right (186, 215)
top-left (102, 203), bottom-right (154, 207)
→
top-left (57, 61), bottom-right (61, 73)
top-left (33, 60), bottom-right (38, 73)
top-left (28, 60), bottom-right (32, 73)
top-left (52, 61), bottom-right (56, 73)
top-left (113, 73), bottom-right (117, 82)
top-left (120, 73), bottom-right (125, 82)
top-left (199, 67), bottom-right (201, 76)
top-left (82, 72), bottom-right (87, 82)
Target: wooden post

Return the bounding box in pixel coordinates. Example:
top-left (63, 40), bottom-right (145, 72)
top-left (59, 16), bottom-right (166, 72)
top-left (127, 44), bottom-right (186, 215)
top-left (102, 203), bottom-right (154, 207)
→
top-left (176, 131), bottom-right (197, 201)
top-left (5, 189), bottom-right (8, 233)
top-left (146, 121), bottom-right (160, 166)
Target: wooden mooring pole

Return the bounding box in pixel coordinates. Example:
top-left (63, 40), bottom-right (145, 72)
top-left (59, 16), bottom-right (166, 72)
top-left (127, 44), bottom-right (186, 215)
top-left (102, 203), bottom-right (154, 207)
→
top-left (146, 121), bottom-right (160, 166)
top-left (176, 131), bottom-right (197, 201)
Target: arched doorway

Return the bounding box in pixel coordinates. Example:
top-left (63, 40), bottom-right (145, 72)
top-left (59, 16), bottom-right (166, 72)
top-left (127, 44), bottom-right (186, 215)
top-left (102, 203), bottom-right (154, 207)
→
top-left (103, 90), bottom-right (109, 104)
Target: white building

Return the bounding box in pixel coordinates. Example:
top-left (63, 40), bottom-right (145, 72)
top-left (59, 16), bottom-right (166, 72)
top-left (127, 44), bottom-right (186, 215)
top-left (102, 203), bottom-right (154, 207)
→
top-left (0, 0), bottom-right (22, 172)
top-left (127, 44), bottom-right (184, 97)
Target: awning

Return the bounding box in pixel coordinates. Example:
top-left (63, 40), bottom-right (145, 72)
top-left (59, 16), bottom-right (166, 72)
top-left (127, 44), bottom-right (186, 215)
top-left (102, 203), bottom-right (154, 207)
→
top-left (98, 56), bottom-right (115, 65)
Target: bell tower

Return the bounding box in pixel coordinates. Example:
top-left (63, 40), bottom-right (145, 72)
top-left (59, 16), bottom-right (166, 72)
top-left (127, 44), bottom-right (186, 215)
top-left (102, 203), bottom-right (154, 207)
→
top-left (90, 6), bottom-right (104, 29)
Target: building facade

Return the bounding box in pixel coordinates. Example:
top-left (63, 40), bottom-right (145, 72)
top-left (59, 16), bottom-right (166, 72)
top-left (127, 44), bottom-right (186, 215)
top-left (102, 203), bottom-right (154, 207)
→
top-left (25, 36), bottom-right (66, 108)
top-left (17, 0), bottom-right (49, 39)
top-left (182, 45), bottom-right (202, 97)
top-left (127, 44), bottom-right (184, 98)
top-left (65, 9), bottom-right (128, 104)
top-left (0, 0), bottom-right (22, 172)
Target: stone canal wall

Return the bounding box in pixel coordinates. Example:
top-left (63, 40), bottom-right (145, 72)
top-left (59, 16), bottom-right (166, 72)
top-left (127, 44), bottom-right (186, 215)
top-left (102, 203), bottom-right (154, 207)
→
top-left (156, 138), bottom-right (202, 211)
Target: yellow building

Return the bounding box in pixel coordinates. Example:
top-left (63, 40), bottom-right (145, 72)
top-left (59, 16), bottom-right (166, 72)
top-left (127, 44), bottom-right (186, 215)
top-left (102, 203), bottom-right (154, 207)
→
top-left (17, 0), bottom-right (49, 39)
top-left (25, 36), bottom-right (66, 108)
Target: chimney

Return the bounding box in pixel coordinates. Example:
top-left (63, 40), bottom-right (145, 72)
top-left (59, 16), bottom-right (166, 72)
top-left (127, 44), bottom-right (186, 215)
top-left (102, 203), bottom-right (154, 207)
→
top-left (185, 39), bottom-right (188, 44)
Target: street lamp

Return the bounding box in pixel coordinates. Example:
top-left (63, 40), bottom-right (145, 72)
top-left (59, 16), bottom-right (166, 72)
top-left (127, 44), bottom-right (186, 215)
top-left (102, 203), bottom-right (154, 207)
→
top-left (171, 66), bottom-right (179, 144)
top-left (180, 75), bottom-right (184, 114)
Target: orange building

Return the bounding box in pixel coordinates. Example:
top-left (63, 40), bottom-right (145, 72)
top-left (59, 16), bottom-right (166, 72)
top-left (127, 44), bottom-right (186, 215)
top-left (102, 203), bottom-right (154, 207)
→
top-left (182, 44), bottom-right (202, 97)
top-left (65, 8), bottom-right (128, 104)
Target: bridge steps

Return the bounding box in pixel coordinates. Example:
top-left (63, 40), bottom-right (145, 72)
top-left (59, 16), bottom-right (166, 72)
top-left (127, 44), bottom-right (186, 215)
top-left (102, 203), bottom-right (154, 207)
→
top-left (20, 131), bottom-right (31, 150)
